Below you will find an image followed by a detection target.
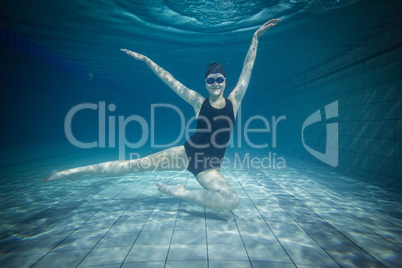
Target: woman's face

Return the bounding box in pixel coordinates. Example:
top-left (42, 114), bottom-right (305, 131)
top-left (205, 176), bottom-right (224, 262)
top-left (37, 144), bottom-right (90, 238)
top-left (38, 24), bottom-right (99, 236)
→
top-left (205, 73), bottom-right (226, 97)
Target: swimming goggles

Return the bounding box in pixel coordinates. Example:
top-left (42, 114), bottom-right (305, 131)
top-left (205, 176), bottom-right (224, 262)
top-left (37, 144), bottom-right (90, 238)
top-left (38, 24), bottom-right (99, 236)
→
top-left (206, 77), bottom-right (225, 84)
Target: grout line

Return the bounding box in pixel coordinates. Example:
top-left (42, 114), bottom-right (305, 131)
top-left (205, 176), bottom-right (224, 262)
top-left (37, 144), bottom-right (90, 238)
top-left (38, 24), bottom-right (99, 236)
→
top-left (231, 168), bottom-right (297, 267)
top-left (163, 172), bottom-right (188, 267)
top-left (74, 173), bottom-right (160, 268)
top-left (119, 171), bottom-right (171, 268)
top-left (248, 168), bottom-right (343, 267)
top-left (229, 169), bottom-right (254, 268)
top-left (204, 205), bottom-right (209, 268)
top-left (253, 168), bottom-right (384, 267)
top-left (261, 166), bottom-right (402, 247)
top-left (14, 175), bottom-right (133, 267)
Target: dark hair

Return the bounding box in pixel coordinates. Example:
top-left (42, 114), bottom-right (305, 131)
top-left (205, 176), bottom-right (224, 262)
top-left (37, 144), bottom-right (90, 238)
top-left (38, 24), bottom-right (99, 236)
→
top-left (205, 62), bottom-right (226, 79)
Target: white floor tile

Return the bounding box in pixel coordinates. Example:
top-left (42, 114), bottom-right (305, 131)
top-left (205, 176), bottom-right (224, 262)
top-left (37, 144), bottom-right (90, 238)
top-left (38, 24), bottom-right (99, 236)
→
top-left (1, 153), bottom-right (400, 268)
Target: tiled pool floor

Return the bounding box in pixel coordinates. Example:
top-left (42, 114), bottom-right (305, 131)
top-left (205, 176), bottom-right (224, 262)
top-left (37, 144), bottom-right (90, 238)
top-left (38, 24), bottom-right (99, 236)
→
top-left (0, 153), bottom-right (401, 267)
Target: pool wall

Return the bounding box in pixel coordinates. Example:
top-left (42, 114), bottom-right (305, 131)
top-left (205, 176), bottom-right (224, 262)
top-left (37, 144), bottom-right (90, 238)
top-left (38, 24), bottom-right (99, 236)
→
top-left (257, 33), bottom-right (402, 188)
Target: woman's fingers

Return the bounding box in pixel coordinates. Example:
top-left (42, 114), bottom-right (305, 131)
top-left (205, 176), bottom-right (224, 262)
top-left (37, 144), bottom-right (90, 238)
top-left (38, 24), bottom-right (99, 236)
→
top-left (256, 19), bottom-right (281, 37)
top-left (120, 49), bottom-right (145, 61)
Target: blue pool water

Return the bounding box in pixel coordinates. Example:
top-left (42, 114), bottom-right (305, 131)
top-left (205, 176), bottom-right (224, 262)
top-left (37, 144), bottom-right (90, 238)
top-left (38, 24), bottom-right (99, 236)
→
top-left (1, 0), bottom-right (401, 267)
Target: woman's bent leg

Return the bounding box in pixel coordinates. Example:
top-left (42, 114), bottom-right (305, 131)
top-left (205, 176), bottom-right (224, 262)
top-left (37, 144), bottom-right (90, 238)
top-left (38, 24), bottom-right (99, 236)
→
top-left (44, 146), bottom-right (188, 182)
top-left (156, 169), bottom-right (239, 210)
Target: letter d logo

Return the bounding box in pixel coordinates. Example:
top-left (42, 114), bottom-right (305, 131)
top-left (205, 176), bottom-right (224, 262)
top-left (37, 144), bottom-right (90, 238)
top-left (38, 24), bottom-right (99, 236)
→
top-left (302, 101), bottom-right (338, 167)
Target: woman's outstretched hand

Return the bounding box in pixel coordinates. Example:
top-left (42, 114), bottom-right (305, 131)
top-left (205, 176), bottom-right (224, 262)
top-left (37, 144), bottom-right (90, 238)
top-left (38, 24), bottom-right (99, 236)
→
top-left (120, 48), bottom-right (147, 61)
top-left (254, 19), bottom-right (281, 38)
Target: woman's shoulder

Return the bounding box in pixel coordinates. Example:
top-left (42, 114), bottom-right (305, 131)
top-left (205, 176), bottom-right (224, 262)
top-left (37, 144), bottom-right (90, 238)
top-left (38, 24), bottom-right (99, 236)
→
top-left (192, 96), bottom-right (206, 116)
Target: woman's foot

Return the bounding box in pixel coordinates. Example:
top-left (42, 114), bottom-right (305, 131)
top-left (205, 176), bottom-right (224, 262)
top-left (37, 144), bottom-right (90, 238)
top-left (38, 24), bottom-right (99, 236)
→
top-left (156, 183), bottom-right (186, 197)
top-left (42, 170), bottom-right (82, 182)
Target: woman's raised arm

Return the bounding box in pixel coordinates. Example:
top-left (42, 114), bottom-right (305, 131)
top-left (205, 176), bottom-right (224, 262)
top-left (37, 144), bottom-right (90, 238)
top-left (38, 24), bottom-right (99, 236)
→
top-left (228, 19), bottom-right (281, 112)
top-left (121, 49), bottom-right (204, 109)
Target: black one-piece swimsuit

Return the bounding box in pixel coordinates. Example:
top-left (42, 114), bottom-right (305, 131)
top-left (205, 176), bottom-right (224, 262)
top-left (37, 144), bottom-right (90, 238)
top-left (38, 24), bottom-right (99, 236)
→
top-left (184, 98), bottom-right (235, 176)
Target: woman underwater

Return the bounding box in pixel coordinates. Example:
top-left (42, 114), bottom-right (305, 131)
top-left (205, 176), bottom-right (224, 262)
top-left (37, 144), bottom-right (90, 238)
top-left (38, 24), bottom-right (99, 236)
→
top-left (44, 19), bottom-right (281, 211)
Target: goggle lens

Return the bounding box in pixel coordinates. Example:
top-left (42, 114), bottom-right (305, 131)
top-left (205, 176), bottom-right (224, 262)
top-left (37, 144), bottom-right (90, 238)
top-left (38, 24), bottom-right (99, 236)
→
top-left (206, 77), bottom-right (225, 84)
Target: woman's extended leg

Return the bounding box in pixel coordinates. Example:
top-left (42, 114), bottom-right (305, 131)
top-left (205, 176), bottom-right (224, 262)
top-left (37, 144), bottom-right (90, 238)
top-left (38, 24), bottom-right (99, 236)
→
top-left (156, 169), bottom-right (239, 210)
top-left (43, 146), bottom-right (188, 182)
